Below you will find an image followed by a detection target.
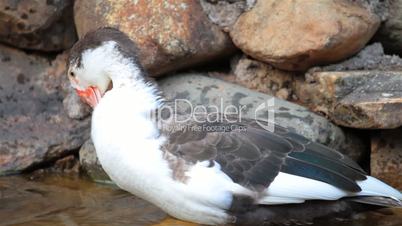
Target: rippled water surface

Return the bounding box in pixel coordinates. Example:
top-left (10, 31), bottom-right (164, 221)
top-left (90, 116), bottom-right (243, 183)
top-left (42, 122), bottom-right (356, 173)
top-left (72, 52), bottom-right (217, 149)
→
top-left (0, 174), bottom-right (401, 226)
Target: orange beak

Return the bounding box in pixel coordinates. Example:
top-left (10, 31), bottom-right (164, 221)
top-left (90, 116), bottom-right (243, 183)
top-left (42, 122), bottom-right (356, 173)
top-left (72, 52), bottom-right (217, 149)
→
top-left (75, 86), bottom-right (102, 108)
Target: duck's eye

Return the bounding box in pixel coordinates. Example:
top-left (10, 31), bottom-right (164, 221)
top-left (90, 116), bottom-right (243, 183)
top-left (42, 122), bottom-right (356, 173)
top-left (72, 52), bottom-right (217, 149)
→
top-left (70, 71), bottom-right (75, 77)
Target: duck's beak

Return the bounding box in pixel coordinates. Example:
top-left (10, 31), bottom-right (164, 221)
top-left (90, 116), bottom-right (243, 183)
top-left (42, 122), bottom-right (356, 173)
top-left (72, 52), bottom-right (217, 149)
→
top-left (75, 86), bottom-right (102, 108)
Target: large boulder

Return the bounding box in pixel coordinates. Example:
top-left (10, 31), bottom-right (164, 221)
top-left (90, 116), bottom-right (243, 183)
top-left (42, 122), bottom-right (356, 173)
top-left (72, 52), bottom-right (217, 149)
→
top-left (74, 0), bottom-right (235, 76)
top-left (295, 44), bottom-right (402, 129)
top-left (371, 129), bottom-right (402, 190)
top-left (80, 73), bottom-right (367, 182)
top-left (0, 0), bottom-right (77, 52)
top-left (0, 46), bottom-right (90, 175)
top-left (159, 73), bottom-right (366, 156)
top-left (230, 0), bottom-right (380, 71)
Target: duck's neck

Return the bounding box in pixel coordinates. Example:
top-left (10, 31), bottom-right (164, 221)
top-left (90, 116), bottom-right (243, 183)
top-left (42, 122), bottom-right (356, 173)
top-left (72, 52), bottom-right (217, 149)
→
top-left (107, 61), bottom-right (162, 108)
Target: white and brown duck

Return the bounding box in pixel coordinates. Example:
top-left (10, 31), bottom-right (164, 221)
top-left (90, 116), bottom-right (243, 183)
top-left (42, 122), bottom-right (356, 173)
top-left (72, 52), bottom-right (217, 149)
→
top-left (66, 27), bottom-right (402, 225)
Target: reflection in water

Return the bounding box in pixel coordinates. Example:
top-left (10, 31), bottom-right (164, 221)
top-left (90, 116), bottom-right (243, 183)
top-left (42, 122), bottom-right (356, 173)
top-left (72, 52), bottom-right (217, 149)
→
top-left (0, 174), bottom-right (168, 226)
top-left (0, 174), bottom-right (401, 226)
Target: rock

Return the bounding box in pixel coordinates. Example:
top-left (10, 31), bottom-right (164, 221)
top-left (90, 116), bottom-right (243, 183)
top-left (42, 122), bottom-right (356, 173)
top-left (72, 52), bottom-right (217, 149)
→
top-left (308, 43), bottom-right (402, 72)
top-left (212, 55), bottom-right (297, 100)
top-left (356, 0), bottom-right (389, 22)
top-left (74, 0), bottom-right (235, 76)
top-left (200, 0), bottom-right (256, 30)
top-left (295, 44), bottom-right (402, 129)
top-left (375, 0), bottom-right (402, 55)
top-left (52, 155), bottom-right (79, 174)
top-left (79, 139), bottom-right (110, 183)
top-left (159, 73), bottom-right (366, 159)
top-left (295, 70), bottom-right (402, 129)
top-left (230, 0), bottom-right (380, 71)
top-left (81, 73), bottom-right (367, 182)
top-left (371, 129), bottom-right (402, 190)
top-left (63, 91), bottom-right (91, 120)
top-left (0, 0), bottom-right (77, 52)
top-left (0, 45), bottom-right (90, 175)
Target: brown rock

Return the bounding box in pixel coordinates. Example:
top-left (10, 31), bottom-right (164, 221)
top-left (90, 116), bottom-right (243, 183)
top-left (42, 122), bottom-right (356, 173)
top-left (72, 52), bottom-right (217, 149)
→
top-left (295, 70), bottom-right (402, 129)
top-left (230, 0), bottom-right (380, 71)
top-left (375, 0), bottom-right (402, 55)
top-left (371, 129), bottom-right (402, 190)
top-left (0, 45), bottom-right (90, 175)
top-left (74, 0), bottom-right (235, 76)
top-left (295, 43), bottom-right (402, 129)
top-left (0, 0), bottom-right (77, 51)
top-left (212, 55), bottom-right (297, 100)
top-left (52, 155), bottom-right (79, 174)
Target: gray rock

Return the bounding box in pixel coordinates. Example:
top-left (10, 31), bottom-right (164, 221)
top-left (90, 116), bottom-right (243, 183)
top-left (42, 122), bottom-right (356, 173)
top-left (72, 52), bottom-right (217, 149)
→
top-left (297, 43), bottom-right (402, 129)
top-left (0, 0), bottom-right (77, 51)
top-left (200, 0), bottom-right (256, 30)
top-left (355, 0), bottom-right (389, 21)
top-left (308, 43), bottom-right (402, 72)
top-left (63, 90), bottom-right (91, 120)
top-left (295, 70), bottom-right (402, 129)
top-left (0, 45), bottom-right (90, 175)
top-left (159, 73), bottom-right (365, 156)
top-left (374, 0), bottom-right (402, 55)
top-left (79, 139), bottom-right (110, 183)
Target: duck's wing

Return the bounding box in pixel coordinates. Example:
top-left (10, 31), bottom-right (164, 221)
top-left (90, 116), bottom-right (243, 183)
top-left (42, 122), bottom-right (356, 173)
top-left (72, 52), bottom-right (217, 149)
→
top-left (160, 114), bottom-right (367, 193)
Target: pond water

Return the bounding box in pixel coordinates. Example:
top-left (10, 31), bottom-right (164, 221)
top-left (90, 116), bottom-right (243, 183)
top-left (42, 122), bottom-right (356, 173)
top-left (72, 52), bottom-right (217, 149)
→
top-left (0, 173), bottom-right (401, 226)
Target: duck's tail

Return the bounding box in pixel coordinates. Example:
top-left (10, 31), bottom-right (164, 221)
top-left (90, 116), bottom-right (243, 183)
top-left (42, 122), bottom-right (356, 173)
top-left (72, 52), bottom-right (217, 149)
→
top-left (354, 176), bottom-right (402, 207)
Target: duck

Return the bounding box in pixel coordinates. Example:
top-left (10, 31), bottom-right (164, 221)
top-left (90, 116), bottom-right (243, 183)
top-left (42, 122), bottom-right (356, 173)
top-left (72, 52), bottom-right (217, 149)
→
top-left (66, 27), bottom-right (402, 225)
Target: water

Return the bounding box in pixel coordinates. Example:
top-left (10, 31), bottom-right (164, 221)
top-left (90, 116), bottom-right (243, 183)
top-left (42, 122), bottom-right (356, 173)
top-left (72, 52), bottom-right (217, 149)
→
top-left (0, 173), bottom-right (401, 226)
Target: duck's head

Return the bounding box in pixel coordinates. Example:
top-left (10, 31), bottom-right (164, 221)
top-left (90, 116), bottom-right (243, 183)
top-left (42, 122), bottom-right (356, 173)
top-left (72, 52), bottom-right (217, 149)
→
top-left (67, 27), bottom-right (145, 108)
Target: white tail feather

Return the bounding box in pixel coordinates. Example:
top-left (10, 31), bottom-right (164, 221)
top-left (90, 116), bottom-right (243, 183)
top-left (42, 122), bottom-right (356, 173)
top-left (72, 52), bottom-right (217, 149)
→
top-left (357, 176), bottom-right (402, 201)
top-left (258, 173), bottom-right (402, 206)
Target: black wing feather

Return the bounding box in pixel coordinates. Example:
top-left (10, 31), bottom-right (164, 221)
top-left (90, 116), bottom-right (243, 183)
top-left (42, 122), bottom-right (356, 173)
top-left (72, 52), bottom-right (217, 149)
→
top-left (283, 157), bottom-right (362, 192)
top-left (160, 114), bottom-right (366, 192)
